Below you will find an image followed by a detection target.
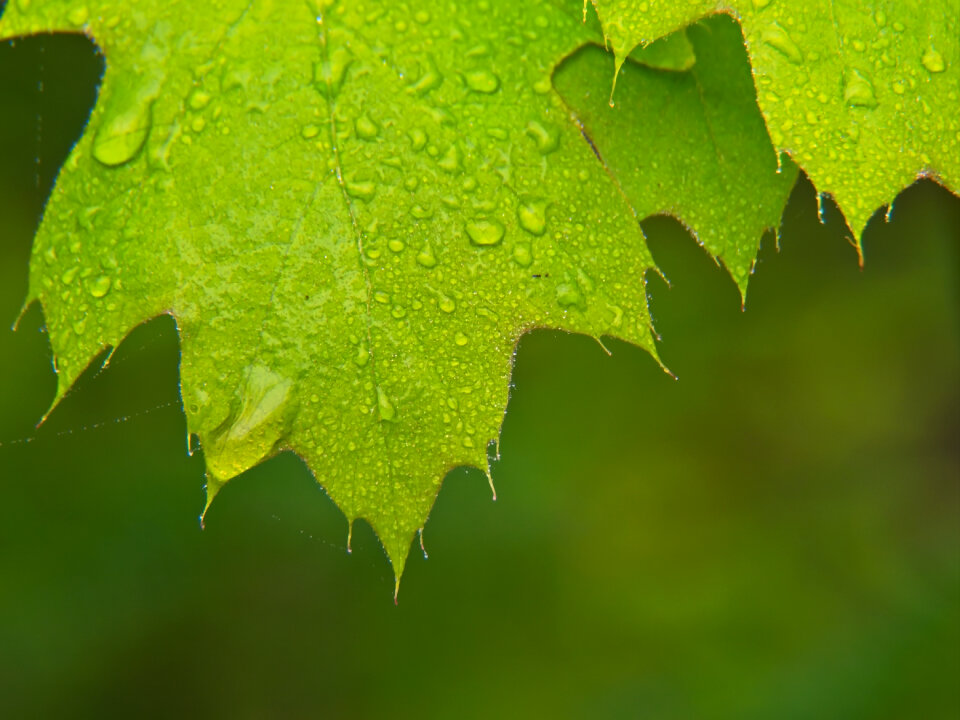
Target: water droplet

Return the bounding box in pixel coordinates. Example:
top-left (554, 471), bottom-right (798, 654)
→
top-left (517, 198), bottom-right (547, 236)
top-left (454, 332), bottom-right (469, 346)
top-left (191, 116), bottom-right (206, 133)
top-left (410, 128), bottom-right (427, 151)
top-left (315, 47), bottom-right (353, 98)
top-left (391, 304), bottom-right (406, 319)
top-left (438, 294), bottom-right (456, 313)
top-left (407, 55), bottom-right (444, 95)
top-left (374, 291), bottom-right (390, 304)
top-left (43, 246), bottom-right (57, 265)
top-left (752, 0), bottom-right (771, 7)
top-left (377, 387), bottom-right (397, 422)
top-left (761, 22), bottom-right (803, 64)
top-left (844, 69), bottom-right (877, 108)
top-left (346, 180), bottom-right (376, 200)
top-left (301, 123), bottom-right (320, 139)
top-left (513, 242), bottom-right (533, 267)
top-left (532, 77), bottom-right (552, 94)
top-left (438, 144), bottom-right (462, 173)
top-left (388, 239), bottom-right (405, 252)
top-left (466, 220), bottom-right (505, 246)
top-left (922, 47), bottom-right (945, 74)
top-left (525, 121), bottom-right (560, 154)
top-left (72, 319), bottom-right (87, 335)
top-left (353, 345), bottom-right (369, 367)
top-left (464, 69), bottom-right (500, 94)
top-left (556, 282), bottom-right (584, 309)
top-left (188, 89), bottom-right (211, 110)
top-left (416, 243), bottom-right (437, 268)
top-left (60, 266), bottom-right (79, 285)
top-left (415, 10), bottom-right (431, 23)
top-left (355, 114), bottom-right (379, 140)
top-left (88, 275), bottom-right (112, 298)
top-left (92, 96), bottom-right (154, 167)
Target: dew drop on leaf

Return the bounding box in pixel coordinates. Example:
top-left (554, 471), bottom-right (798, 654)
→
top-left (88, 275), bottom-right (112, 299)
top-left (60, 266), bottom-right (79, 285)
top-left (355, 114), bottom-right (379, 140)
top-left (346, 180), bottom-right (376, 200)
top-left (464, 69), bottom-right (500, 93)
top-left (556, 281), bottom-right (584, 309)
top-left (465, 219), bottom-right (505, 246)
top-left (517, 198), bottom-right (547, 235)
top-left (513, 242), bottom-right (533, 267)
top-left (525, 120), bottom-right (560, 154)
top-left (188, 89), bottom-right (211, 110)
top-left (844, 69), bottom-right (878, 108)
top-left (438, 294), bottom-right (456, 313)
top-left (377, 387), bottom-right (397, 422)
top-left (760, 22), bottom-right (803, 64)
top-left (416, 243), bottom-right (437, 268)
top-left (922, 47), bottom-right (946, 74)
top-left (92, 98), bottom-right (154, 167)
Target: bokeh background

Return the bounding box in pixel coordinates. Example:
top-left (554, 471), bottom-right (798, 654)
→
top-left (1, 29), bottom-right (958, 720)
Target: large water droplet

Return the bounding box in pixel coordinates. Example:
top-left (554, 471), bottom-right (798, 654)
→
top-left (315, 47), bottom-right (353, 98)
top-left (438, 294), bottom-right (456, 313)
top-left (438, 144), bottom-right (462, 173)
top-left (922, 47), bottom-right (945, 74)
top-left (761, 22), bottom-right (803, 64)
top-left (377, 387), bottom-right (397, 421)
top-left (188, 89), bottom-right (211, 110)
top-left (346, 180), bottom-right (376, 200)
top-left (525, 121), bottom-right (560, 154)
top-left (355, 114), bottom-right (379, 140)
top-left (353, 345), bottom-right (369, 367)
top-left (556, 281), bottom-right (584, 309)
top-left (60, 266), bottom-right (79, 285)
top-left (464, 69), bottom-right (500, 94)
top-left (466, 220), bottom-right (505, 246)
top-left (416, 243), bottom-right (437, 268)
top-left (513, 242), bottom-right (533, 267)
top-left (410, 128), bottom-right (428, 151)
top-left (407, 55), bottom-right (444, 95)
top-left (517, 198), bottom-right (547, 235)
top-left (92, 97), bottom-right (154, 167)
top-left (88, 275), bottom-right (112, 298)
top-left (844, 69), bottom-right (877, 108)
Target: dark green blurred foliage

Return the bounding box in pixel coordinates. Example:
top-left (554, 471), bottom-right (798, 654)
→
top-left (1, 31), bottom-right (958, 720)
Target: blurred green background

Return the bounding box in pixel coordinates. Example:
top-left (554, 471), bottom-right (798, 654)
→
top-left (1, 29), bottom-right (958, 720)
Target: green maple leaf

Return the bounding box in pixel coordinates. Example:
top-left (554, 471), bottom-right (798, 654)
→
top-left (2, 0), bottom-right (669, 589)
top-left (6, 0), bottom-right (942, 592)
top-left (587, 0), bottom-right (960, 245)
top-left (555, 16), bottom-right (799, 295)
